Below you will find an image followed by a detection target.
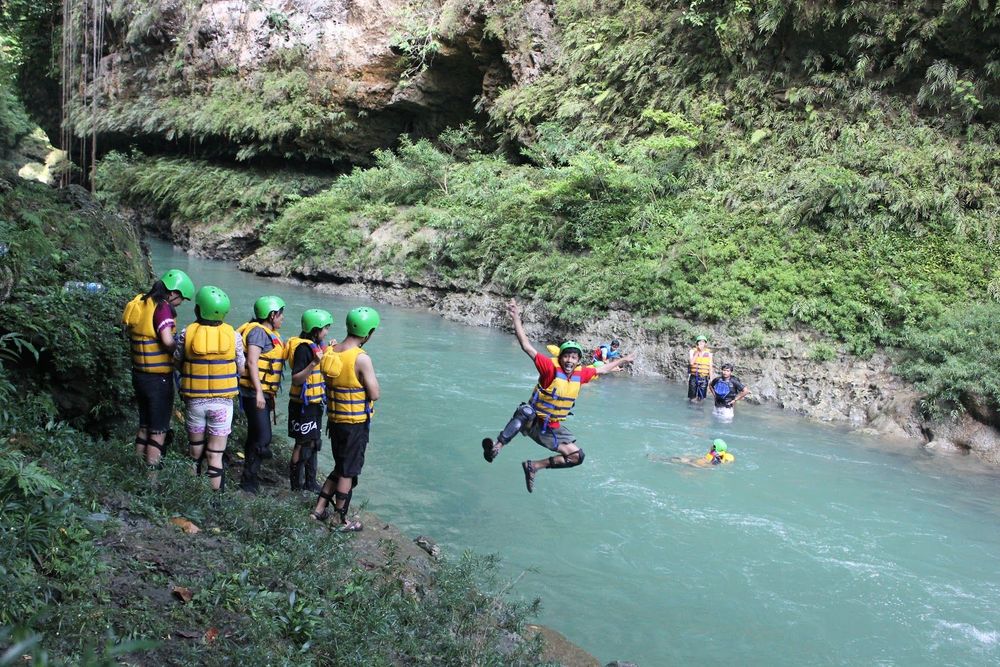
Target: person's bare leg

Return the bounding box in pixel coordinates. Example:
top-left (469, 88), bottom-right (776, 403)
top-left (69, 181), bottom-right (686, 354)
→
top-left (523, 442), bottom-right (583, 492)
top-left (528, 442), bottom-right (582, 471)
top-left (135, 426), bottom-right (148, 457)
top-left (204, 433), bottom-right (228, 491)
top-left (145, 431), bottom-right (167, 467)
top-left (289, 443), bottom-right (302, 491)
top-left (332, 474), bottom-right (362, 530)
top-left (188, 430), bottom-right (206, 475)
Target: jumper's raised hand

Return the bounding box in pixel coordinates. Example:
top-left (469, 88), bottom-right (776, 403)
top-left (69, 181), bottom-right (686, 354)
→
top-left (508, 299), bottom-right (537, 359)
top-left (508, 298), bottom-right (521, 322)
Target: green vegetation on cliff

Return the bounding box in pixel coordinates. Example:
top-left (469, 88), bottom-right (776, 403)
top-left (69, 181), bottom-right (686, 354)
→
top-left (95, 152), bottom-right (332, 226)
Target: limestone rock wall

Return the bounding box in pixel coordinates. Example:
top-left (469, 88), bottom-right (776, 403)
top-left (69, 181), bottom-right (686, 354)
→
top-left (83, 0), bottom-right (558, 162)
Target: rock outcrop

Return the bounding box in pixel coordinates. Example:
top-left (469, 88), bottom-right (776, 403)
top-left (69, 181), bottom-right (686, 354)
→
top-left (79, 0), bottom-right (559, 163)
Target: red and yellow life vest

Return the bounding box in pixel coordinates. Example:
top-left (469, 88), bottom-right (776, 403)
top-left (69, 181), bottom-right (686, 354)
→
top-left (287, 336), bottom-right (326, 405)
top-left (690, 349), bottom-right (712, 377)
top-left (322, 346), bottom-right (372, 424)
top-left (179, 322), bottom-right (238, 399)
top-left (530, 366), bottom-right (584, 424)
top-left (122, 294), bottom-right (174, 374)
top-left (237, 321), bottom-right (285, 395)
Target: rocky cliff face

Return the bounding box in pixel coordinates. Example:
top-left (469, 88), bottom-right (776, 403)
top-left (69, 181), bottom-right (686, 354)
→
top-left (79, 0), bottom-right (557, 163)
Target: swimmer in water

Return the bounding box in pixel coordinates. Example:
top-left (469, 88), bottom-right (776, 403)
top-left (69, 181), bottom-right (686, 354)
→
top-left (649, 439), bottom-right (735, 467)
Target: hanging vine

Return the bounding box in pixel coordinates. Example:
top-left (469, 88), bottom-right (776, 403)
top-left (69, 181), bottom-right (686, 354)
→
top-left (60, 0), bottom-right (106, 189)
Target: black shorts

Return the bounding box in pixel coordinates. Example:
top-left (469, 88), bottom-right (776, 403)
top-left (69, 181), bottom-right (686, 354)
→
top-left (132, 371), bottom-right (174, 434)
top-left (688, 374), bottom-right (709, 400)
top-left (288, 401), bottom-right (323, 443)
top-left (328, 422), bottom-right (369, 479)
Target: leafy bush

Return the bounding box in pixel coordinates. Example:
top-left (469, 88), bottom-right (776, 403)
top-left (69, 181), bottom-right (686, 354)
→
top-left (0, 82), bottom-right (33, 150)
top-left (0, 446), bottom-right (99, 626)
top-left (808, 343), bottom-right (838, 363)
top-left (897, 303), bottom-right (1000, 420)
top-left (95, 152), bottom-right (331, 225)
top-left (0, 173), bottom-right (147, 426)
top-left (254, 129), bottom-right (993, 355)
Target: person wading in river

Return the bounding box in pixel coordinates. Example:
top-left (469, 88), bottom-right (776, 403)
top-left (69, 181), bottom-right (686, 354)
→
top-left (311, 307), bottom-right (380, 531)
top-left (687, 335), bottom-right (713, 402)
top-left (709, 363), bottom-right (751, 422)
top-left (483, 299), bottom-right (635, 493)
top-left (121, 268), bottom-right (194, 470)
top-left (237, 296), bottom-right (286, 494)
top-left (286, 308), bottom-right (333, 493)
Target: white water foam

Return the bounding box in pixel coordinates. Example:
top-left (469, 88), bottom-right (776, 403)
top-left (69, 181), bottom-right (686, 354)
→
top-left (935, 620), bottom-right (1000, 647)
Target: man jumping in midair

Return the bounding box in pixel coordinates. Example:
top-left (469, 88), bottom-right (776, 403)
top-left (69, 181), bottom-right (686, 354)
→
top-left (483, 299), bottom-right (636, 492)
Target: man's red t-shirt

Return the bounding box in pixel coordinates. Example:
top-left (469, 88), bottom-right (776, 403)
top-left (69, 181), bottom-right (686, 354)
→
top-left (533, 353), bottom-right (597, 427)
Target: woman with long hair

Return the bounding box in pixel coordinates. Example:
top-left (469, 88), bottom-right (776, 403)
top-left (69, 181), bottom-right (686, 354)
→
top-left (121, 269), bottom-right (194, 469)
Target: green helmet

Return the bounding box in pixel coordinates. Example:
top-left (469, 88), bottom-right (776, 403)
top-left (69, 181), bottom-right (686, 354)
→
top-left (302, 308), bottom-right (333, 333)
top-left (160, 269), bottom-right (195, 300)
top-left (346, 307), bottom-right (380, 337)
top-left (695, 335), bottom-right (708, 343)
top-left (195, 285), bottom-right (230, 321)
top-left (559, 340), bottom-right (584, 357)
top-left (253, 295), bottom-right (286, 320)
top-left (713, 438), bottom-right (728, 453)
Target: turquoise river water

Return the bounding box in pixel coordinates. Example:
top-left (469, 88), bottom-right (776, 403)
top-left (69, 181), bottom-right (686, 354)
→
top-left (151, 239), bottom-right (1000, 666)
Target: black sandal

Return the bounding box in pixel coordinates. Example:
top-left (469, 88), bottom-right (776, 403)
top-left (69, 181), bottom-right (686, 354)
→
top-left (521, 460), bottom-right (535, 493)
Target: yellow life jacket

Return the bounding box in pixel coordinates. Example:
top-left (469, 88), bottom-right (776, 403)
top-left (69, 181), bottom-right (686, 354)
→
top-left (322, 346), bottom-right (372, 424)
top-left (237, 321), bottom-right (285, 395)
top-left (705, 452), bottom-right (735, 464)
top-left (530, 366), bottom-right (584, 425)
top-left (287, 336), bottom-right (326, 405)
top-left (690, 348), bottom-right (712, 377)
top-left (179, 322), bottom-right (238, 399)
top-left (122, 294), bottom-right (174, 374)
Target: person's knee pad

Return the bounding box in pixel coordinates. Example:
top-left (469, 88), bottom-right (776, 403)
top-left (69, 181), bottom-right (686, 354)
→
top-left (163, 428), bottom-right (174, 455)
top-left (134, 436), bottom-right (148, 448)
top-left (548, 449), bottom-right (585, 469)
top-left (499, 403), bottom-right (536, 445)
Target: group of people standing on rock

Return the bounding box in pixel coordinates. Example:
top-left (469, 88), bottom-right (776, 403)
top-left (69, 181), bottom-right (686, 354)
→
top-left (122, 269), bottom-right (379, 531)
